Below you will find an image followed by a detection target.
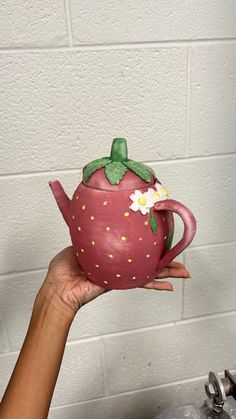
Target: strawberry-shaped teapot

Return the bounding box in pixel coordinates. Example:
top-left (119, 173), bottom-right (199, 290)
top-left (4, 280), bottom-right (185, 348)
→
top-left (49, 138), bottom-right (196, 290)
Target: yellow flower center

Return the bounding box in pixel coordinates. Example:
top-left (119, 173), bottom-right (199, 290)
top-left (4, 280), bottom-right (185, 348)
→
top-left (154, 192), bottom-right (161, 199)
top-left (138, 197), bottom-right (147, 206)
top-left (161, 187), bottom-right (168, 196)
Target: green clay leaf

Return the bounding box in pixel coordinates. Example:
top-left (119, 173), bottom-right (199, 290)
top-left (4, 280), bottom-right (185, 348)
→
top-left (167, 210), bottom-right (174, 249)
top-left (124, 160), bottom-right (152, 182)
top-left (83, 157), bottom-right (112, 182)
top-left (149, 209), bottom-right (158, 235)
top-left (105, 162), bottom-right (128, 185)
top-left (167, 228), bottom-right (174, 250)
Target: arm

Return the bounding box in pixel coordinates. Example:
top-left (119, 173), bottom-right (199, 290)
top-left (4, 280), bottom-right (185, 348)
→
top-left (0, 287), bottom-right (73, 419)
top-left (0, 247), bottom-right (189, 419)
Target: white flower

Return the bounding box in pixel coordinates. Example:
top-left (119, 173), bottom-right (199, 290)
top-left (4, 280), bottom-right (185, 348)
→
top-left (148, 187), bottom-right (162, 203)
top-left (154, 182), bottom-right (169, 199)
top-left (129, 190), bottom-right (153, 215)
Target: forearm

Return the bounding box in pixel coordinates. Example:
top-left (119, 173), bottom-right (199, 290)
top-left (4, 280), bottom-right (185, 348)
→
top-left (0, 285), bottom-right (74, 419)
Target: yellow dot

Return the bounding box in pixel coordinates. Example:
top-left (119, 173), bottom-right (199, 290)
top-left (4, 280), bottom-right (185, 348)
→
top-left (81, 248), bottom-right (85, 253)
top-left (104, 280), bottom-right (108, 284)
top-left (154, 241), bottom-right (157, 245)
top-left (72, 215), bottom-right (75, 219)
top-left (128, 258), bottom-right (132, 263)
top-left (139, 237), bottom-right (143, 241)
top-left (91, 240), bottom-right (95, 246)
top-left (144, 221), bottom-right (148, 226)
top-left (124, 211), bottom-right (129, 217)
top-left (147, 275), bottom-right (150, 279)
top-left (106, 226), bottom-right (110, 231)
top-left (116, 274), bottom-right (121, 278)
top-left (95, 264), bottom-right (99, 268)
top-left (146, 254), bottom-right (150, 258)
top-left (88, 272), bottom-right (91, 276)
top-left (103, 201), bottom-right (108, 206)
top-left (162, 217), bottom-right (166, 222)
top-left (82, 204), bottom-right (86, 210)
top-left (76, 195), bottom-right (79, 200)
top-left (108, 253), bottom-right (113, 258)
top-left (121, 235), bottom-right (127, 241)
top-left (76, 252), bottom-right (79, 256)
top-left (132, 276), bottom-right (136, 280)
top-left (164, 235), bottom-right (167, 240)
top-left (154, 192), bottom-right (161, 199)
top-left (78, 226), bottom-right (81, 231)
top-left (138, 197), bottom-right (147, 206)
top-left (90, 215), bottom-right (95, 220)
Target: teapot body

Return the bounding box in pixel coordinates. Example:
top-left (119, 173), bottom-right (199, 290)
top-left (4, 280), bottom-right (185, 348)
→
top-left (49, 137), bottom-right (196, 290)
top-left (68, 181), bottom-right (173, 290)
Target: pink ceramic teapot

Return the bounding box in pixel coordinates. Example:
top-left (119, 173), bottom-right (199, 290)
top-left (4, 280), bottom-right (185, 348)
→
top-left (49, 138), bottom-right (196, 290)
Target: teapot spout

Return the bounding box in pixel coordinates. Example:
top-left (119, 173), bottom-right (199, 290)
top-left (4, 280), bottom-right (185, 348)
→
top-left (49, 180), bottom-right (71, 226)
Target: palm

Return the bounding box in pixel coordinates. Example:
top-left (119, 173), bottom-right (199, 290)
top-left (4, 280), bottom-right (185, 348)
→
top-left (44, 247), bottom-right (190, 313)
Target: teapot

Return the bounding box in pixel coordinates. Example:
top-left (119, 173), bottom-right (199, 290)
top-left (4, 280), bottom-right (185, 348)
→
top-left (49, 138), bottom-right (196, 290)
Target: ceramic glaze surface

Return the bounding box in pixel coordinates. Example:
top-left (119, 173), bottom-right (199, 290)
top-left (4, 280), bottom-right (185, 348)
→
top-left (49, 138), bottom-right (196, 290)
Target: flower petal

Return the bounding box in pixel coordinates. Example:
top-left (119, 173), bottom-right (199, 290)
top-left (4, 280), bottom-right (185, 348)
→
top-left (130, 193), bottom-right (137, 202)
top-left (140, 206), bottom-right (149, 215)
top-left (130, 202), bottom-right (139, 212)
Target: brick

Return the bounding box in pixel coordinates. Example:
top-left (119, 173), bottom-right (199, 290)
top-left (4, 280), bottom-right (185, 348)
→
top-left (189, 44), bottom-right (236, 156)
top-left (0, 352), bottom-right (19, 398)
top-left (0, 0), bottom-right (67, 48)
top-left (183, 243), bottom-right (236, 318)
top-left (103, 313), bottom-right (236, 393)
top-left (51, 340), bottom-right (104, 406)
top-left (0, 340), bottom-right (104, 406)
top-left (69, 274), bottom-right (182, 342)
top-left (0, 314), bottom-right (9, 354)
top-left (0, 48), bottom-right (186, 175)
top-left (49, 375), bottom-right (206, 418)
top-left (0, 269), bottom-right (182, 350)
top-left (0, 271), bottom-right (45, 350)
top-left (70, 0), bottom-right (236, 45)
top-left (0, 172), bottom-right (75, 275)
top-left (151, 155), bottom-right (236, 247)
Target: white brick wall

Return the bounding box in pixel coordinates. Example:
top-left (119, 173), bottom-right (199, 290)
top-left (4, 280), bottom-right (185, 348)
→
top-left (0, 2), bottom-right (236, 418)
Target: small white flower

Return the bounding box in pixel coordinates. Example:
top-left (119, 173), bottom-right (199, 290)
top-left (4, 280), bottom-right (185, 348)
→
top-left (148, 188), bottom-right (162, 203)
top-left (129, 190), bottom-right (153, 215)
top-left (154, 182), bottom-right (169, 199)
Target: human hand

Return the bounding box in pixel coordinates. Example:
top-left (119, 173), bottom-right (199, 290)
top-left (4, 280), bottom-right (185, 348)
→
top-left (37, 247), bottom-right (190, 318)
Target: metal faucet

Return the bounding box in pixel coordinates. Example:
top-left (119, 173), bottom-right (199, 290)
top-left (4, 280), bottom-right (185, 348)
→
top-left (204, 370), bottom-right (236, 418)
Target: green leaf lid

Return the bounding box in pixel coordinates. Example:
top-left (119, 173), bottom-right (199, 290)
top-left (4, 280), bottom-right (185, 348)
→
top-left (83, 138), bottom-right (157, 190)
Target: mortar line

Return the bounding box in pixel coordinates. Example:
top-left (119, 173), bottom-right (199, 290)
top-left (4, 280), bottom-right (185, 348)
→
top-left (64, 0), bottom-right (73, 47)
top-left (65, 309), bottom-right (236, 343)
top-left (0, 152), bottom-right (235, 181)
top-left (2, 308), bottom-right (236, 358)
top-left (0, 240), bottom-right (235, 280)
top-left (50, 368), bottom-right (235, 411)
top-left (0, 37), bottom-right (236, 53)
top-left (100, 335), bottom-right (109, 396)
top-left (185, 45), bottom-right (192, 157)
top-left (180, 253), bottom-right (186, 319)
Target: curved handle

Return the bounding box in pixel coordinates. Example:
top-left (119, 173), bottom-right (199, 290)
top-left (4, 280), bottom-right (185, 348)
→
top-left (154, 199), bottom-right (196, 274)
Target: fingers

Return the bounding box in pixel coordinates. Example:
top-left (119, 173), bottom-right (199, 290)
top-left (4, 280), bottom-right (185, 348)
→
top-left (143, 280), bottom-right (173, 291)
top-left (156, 260), bottom-right (190, 279)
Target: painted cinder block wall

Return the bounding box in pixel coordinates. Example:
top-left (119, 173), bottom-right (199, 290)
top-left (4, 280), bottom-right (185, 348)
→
top-left (0, 1), bottom-right (236, 418)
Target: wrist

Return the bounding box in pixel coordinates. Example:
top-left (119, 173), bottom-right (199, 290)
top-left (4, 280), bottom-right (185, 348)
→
top-left (33, 282), bottom-right (76, 327)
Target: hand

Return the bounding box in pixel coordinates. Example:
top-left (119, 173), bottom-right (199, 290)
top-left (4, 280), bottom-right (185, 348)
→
top-left (37, 247), bottom-right (190, 318)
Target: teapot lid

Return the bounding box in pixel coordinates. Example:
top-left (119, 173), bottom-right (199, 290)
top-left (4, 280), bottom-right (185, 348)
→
top-left (82, 138), bottom-right (156, 191)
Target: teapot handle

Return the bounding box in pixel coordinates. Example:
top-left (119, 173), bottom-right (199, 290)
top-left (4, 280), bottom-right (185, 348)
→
top-left (153, 199), bottom-right (196, 274)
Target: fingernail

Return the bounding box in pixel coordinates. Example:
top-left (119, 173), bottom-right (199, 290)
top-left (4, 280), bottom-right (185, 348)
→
top-left (184, 271), bottom-right (191, 278)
